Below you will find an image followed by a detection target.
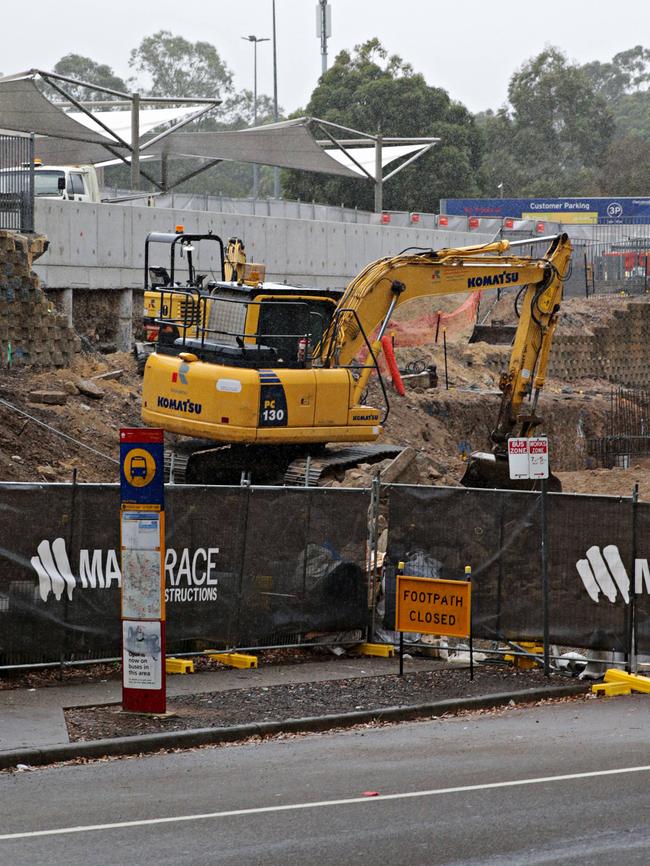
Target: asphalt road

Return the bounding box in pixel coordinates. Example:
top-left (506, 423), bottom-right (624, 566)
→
top-left (0, 696), bottom-right (648, 866)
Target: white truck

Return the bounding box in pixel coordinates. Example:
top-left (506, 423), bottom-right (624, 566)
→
top-left (0, 162), bottom-right (101, 202)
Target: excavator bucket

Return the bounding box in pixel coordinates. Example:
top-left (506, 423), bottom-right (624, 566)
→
top-left (460, 451), bottom-right (562, 492)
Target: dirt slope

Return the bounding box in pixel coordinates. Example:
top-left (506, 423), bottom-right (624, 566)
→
top-left (0, 294), bottom-right (647, 499)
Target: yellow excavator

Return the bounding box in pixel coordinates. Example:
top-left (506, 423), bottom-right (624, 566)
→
top-left (141, 233), bottom-right (572, 487)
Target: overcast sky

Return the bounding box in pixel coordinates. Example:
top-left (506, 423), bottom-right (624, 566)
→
top-left (3, 0), bottom-right (649, 115)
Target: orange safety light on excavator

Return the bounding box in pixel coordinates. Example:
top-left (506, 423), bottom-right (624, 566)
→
top-left (175, 225), bottom-right (184, 233)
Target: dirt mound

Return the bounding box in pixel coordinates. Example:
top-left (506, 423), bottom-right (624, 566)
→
top-left (0, 351), bottom-right (141, 483)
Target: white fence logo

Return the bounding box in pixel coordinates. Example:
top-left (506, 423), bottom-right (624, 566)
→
top-left (30, 538), bottom-right (219, 603)
top-left (31, 539), bottom-right (77, 602)
top-left (576, 545), bottom-right (650, 603)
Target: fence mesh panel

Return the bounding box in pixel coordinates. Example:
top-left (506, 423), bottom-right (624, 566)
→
top-left (1, 481), bottom-right (648, 666)
top-left (385, 485), bottom-right (642, 652)
top-left (0, 134), bottom-right (34, 232)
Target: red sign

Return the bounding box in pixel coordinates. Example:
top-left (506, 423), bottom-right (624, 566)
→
top-left (120, 428), bottom-right (164, 445)
top-left (469, 217), bottom-right (480, 229)
top-left (381, 213), bottom-right (391, 224)
top-left (438, 215), bottom-right (449, 226)
top-left (536, 221), bottom-right (546, 233)
top-left (528, 437), bottom-right (549, 479)
top-left (410, 213), bottom-right (421, 224)
top-left (504, 218), bottom-right (514, 229)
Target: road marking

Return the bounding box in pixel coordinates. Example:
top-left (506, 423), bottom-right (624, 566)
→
top-left (2, 764), bottom-right (649, 842)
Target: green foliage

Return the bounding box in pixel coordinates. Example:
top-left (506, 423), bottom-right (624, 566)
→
top-left (49, 54), bottom-right (128, 101)
top-left (129, 30), bottom-right (232, 101)
top-left (611, 91), bottom-right (650, 140)
top-left (601, 133), bottom-right (650, 194)
top-left (283, 39), bottom-right (483, 211)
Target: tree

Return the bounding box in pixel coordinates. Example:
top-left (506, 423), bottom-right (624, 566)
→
top-left (127, 30), bottom-right (283, 196)
top-left (282, 39), bottom-right (483, 212)
top-left (480, 48), bottom-right (615, 196)
top-left (49, 54), bottom-right (128, 100)
top-left (129, 31), bottom-right (232, 101)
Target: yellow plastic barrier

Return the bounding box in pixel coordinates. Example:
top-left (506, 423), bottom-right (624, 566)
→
top-left (592, 682), bottom-right (632, 697)
top-left (206, 652), bottom-right (258, 669)
top-left (166, 657), bottom-right (194, 674)
top-left (355, 643), bottom-right (395, 658)
top-left (604, 669), bottom-right (650, 693)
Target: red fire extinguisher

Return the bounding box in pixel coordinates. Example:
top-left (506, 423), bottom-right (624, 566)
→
top-left (297, 336), bottom-right (308, 365)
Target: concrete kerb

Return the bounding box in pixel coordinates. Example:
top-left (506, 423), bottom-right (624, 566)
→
top-left (0, 683), bottom-right (589, 771)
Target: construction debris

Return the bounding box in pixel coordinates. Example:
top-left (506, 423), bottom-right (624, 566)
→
top-left (76, 378), bottom-right (105, 399)
top-left (28, 390), bottom-right (68, 406)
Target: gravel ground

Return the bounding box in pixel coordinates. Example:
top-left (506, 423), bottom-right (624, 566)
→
top-left (64, 666), bottom-right (575, 742)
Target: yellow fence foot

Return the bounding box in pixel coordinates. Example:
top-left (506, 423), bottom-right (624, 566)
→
top-left (355, 642), bottom-right (395, 658)
top-left (604, 669), bottom-right (650, 693)
top-left (166, 657), bottom-right (194, 674)
top-left (206, 652), bottom-right (258, 669)
top-left (504, 643), bottom-right (544, 669)
top-left (592, 681), bottom-right (632, 697)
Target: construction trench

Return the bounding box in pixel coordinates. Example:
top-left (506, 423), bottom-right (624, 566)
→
top-left (2, 228), bottom-right (650, 497)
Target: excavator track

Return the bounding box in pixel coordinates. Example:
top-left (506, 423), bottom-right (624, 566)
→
top-left (284, 445), bottom-right (403, 486)
top-left (163, 443), bottom-right (403, 487)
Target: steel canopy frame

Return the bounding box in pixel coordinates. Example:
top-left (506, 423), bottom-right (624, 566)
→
top-left (311, 117), bottom-right (439, 212)
top-left (9, 69), bottom-right (221, 191)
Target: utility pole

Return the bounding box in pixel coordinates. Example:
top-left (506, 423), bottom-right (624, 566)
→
top-left (316, 1), bottom-right (331, 75)
top-left (272, 0), bottom-right (280, 198)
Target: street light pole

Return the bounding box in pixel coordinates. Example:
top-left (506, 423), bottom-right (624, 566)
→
top-left (242, 34), bottom-right (270, 200)
top-left (272, 0), bottom-right (280, 199)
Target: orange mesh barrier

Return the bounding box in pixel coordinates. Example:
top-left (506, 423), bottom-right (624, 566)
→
top-left (356, 292), bottom-right (481, 369)
top-left (388, 292), bottom-right (481, 347)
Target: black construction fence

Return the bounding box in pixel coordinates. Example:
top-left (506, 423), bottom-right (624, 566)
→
top-left (0, 481), bottom-right (648, 666)
top-left (384, 485), bottom-right (649, 655)
top-left (0, 133), bottom-right (34, 233)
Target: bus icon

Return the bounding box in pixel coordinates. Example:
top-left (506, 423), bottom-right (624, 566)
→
top-left (129, 455), bottom-right (148, 480)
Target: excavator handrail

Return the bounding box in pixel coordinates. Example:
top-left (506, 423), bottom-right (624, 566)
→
top-left (321, 305), bottom-right (391, 426)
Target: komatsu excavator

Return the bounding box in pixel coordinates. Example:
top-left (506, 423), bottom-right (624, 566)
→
top-left (141, 233), bottom-right (572, 487)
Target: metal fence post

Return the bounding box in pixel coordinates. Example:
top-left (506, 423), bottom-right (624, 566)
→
top-left (628, 483), bottom-right (639, 673)
top-left (368, 473), bottom-right (381, 642)
top-left (541, 478), bottom-right (550, 677)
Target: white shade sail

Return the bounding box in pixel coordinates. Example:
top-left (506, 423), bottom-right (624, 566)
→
top-left (324, 143), bottom-right (433, 177)
top-left (67, 106), bottom-right (204, 145)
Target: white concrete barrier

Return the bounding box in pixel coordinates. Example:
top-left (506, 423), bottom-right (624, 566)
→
top-left (33, 200), bottom-right (495, 290)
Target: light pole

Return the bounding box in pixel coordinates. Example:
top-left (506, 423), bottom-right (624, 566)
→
top-left (242, 34), bottom-right (270, 199)
top-left (272, 0), bottom-right (280, 198)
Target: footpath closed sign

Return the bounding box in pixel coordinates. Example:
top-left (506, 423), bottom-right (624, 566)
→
top-left (395, 575), bottom-right (471, 638)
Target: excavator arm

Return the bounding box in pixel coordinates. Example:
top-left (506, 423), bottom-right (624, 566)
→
top-left (320, 232), bottom-right (572, 479)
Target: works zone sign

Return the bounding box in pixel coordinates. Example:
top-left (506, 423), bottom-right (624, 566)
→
top-left (30, 538), bottom-right (220, 604)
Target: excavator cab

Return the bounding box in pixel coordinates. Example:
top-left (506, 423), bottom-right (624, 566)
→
top-left (136, 229), bottom-right (266, 372)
